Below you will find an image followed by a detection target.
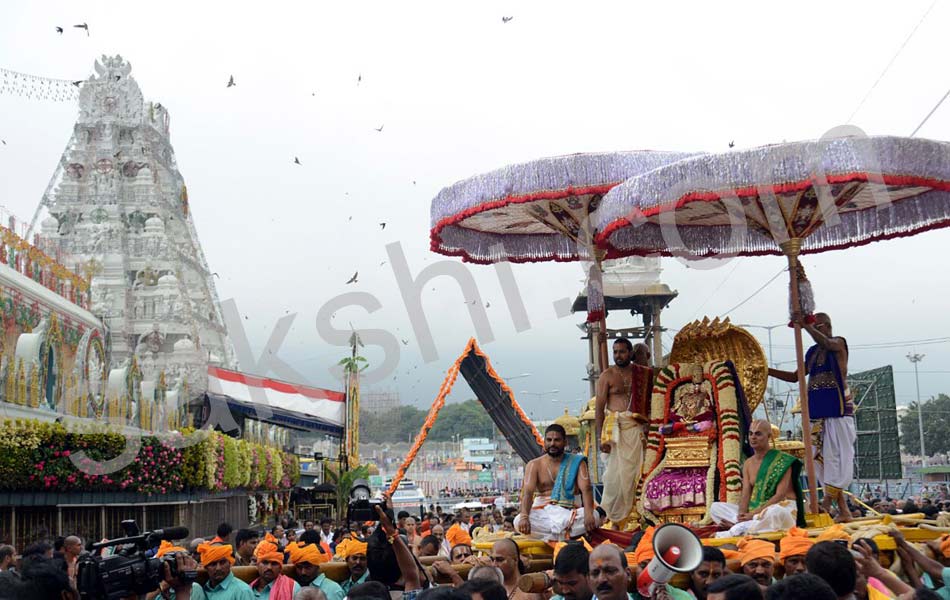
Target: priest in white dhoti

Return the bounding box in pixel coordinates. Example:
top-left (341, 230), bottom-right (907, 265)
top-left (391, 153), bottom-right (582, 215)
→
top-left (711, 420), bottom-right (805, 537)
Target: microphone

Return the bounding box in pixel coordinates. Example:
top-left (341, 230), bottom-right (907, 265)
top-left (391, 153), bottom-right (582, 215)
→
top-left (147, 527), bottom-right (190, 544)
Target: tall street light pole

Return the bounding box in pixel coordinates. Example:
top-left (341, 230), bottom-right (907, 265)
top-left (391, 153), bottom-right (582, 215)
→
top-left (907, 353), bottom-right (926, 466)
top-left (738, 323), bottom-right (784, 425)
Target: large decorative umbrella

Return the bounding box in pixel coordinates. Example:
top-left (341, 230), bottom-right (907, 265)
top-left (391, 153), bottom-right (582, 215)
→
top-left (594, 135), bottom-right (950, 512)
top-left (431, 150), bottom-right (696, 369)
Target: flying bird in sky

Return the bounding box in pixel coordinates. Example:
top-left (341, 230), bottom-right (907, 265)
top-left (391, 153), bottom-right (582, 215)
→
top-left (401, 339), bottom-right (409, 345)
top-left (346, 271), bottom-right (358, 284)
top-left (728, 140), bottom-right (735, 148)
top-left (227, 75), bottom-right (235, 88)
top-left (294, 157), bottom-right (301, 165)
top-left (375, 125), bottom-right (384, 132)
top-left (357, 74), bottom-right (362, 85)
top-left (379, 222), bottom-right (386, 229)
top-left (55, 26), bottom-right (63, 34)
top-left (71, 80), bottom-right (82, 87)
top-left (502, 16), bottom-right (514, 23)
top-left (74, 22), bottom-right (89, 35)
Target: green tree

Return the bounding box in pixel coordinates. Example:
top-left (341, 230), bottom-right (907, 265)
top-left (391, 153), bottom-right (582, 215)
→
top-left (358, 399), bottom-right (496, 443)
top-left (429, 399), bottom-right (495, 440)
top-left (899, 393), bottom-right (950, 455)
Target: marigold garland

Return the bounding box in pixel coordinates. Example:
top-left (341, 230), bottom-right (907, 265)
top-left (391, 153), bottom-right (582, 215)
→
top-left (387, 338), bottom-right (543, 495)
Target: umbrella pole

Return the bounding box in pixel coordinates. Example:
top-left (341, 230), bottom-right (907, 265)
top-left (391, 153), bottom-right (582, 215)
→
top-left (781, 239), bottom-right (821, 515)
top-left (593, 253), bottom-right (610, 374)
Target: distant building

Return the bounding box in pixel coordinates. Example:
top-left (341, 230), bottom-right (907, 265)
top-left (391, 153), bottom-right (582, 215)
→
top-left (362, 390), bottom-right (401, 413)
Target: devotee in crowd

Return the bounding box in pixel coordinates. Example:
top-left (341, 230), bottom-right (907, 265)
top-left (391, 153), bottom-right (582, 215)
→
top-left (447, 519), bottom-right (473, 549)
top-left (596, 339), bottom-right (651, 526)
top-left (417, 535), bottom-right (442, 558)
top-left (339, 537), bottom-right (370, 594)
top-left (459, 578), bottom-right (507, 600)
top-left (405, 517), bottom-right (423, 551)
top-left (212, 523), bottom-right (233, 545)
top-left (234, 529), bottom-right (260, 566)
top-left (516, 424), bottom-right (602, 540)
top-left (188, 537), bottom-right (206, 562)
top-left (765, 573), bottom-right (838, 600)
top-left (251, 538), bottom-right (301, 599)
top-left (194, 540), bottom-right (254, 599)
top-left (711, 420), bottom-right (805, 536)
top-left (705, 573), bottom-right (763, 600)
top-left (467, 566), bottom-right (504, 584)
top-left (588, 545), bottom-right (632, 600)
top-left (778, 527), bottom-right (814, 577)
top-left (0, 544), bottom-right (18, 584)
top-left (450, 544), bottom-right (475, 564)
top-left (805, 542), bottom-right (857, 600)
top-left (550, 541), bottom-right (592, 600)
top-left (770, 312), bottom-right (855, 521)
top-left (291, 542), bottom-right (344, 600)
top-left (738, 538), bottom-right (777, 592)
top-left (431, 525), bottom-right (449, 556)
top-left (304, 521), bottom-right (315, 532)
top-left (689, 546), bottom-right (726, 600)
top-left (320, 519), bottom-right (334, 546)
top-left (629, 528), bottom-right (692, 600)
top-left (491, 538), bottom-right (541, 600)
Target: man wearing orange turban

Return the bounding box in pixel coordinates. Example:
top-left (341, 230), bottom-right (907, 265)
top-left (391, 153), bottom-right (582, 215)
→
top-left (339, 539), bottom-right (370, 595)
top-left (445, 518), bottom-right (473, 547)
top-left (292, 543), bottom-right (344, 600)
top-left (250, 544), bottom-right (298, 600)
top-left (778, 527), bottom-right (814, 576)
top-left (194, 542), bottom-right (254, 598)
top-left (156, 540), bottom-right (186, 558)
top-left (738, 538), bottom-right (776, 591)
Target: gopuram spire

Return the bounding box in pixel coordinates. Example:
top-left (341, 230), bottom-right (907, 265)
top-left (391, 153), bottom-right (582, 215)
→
top-left (29, 55), bottom-right (237, 394)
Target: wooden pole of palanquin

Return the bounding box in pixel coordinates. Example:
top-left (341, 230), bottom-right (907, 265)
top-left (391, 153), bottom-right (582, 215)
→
top-left (780, 238), bottom-right (820, 514)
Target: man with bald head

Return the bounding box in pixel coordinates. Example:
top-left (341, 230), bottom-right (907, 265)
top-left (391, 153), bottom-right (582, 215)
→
top-left (632, 343), bottom-right (652, 367)
top-left (710, 419), bottom-right (806, 536)
top-left (491, 539), bottom-right (542, 600)
top-left (770, 311), bottom-right (855, 521)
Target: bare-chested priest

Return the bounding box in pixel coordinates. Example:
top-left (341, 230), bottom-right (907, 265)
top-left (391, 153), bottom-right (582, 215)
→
top-left (596, 338), bottom-right (653, 524)
top-left (515, 424), bottom-right (604, 541)
top-left (710, 419), bottom-right (806, 536)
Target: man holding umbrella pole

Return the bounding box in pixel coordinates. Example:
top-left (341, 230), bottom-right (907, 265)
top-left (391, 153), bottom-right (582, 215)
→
top-left (769, 312), bottom-right (855, 522)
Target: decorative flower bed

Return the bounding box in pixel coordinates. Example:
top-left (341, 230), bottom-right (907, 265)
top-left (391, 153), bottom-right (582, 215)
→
top-left (0, 419), bottom-right (299, 495)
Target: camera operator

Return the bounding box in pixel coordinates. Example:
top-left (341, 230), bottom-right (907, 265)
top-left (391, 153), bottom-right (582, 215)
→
top-left (370, 495), bottom-right (425, 599)
top-left (149, 544), bottom-right (201, 600)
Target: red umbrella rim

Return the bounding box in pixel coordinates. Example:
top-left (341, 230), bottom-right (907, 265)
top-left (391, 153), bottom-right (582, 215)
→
top-left (595, 171), bottom-right (950, 259)
top-left (430, 182), bottom-right (617, 263)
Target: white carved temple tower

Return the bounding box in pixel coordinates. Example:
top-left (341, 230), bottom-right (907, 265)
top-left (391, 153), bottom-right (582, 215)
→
top-left (28, 55), bottom-right (237, 394)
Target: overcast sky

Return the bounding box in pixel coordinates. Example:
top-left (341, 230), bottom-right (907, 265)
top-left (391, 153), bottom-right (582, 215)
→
top-left (2, 0), bottom-right (948, 425)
